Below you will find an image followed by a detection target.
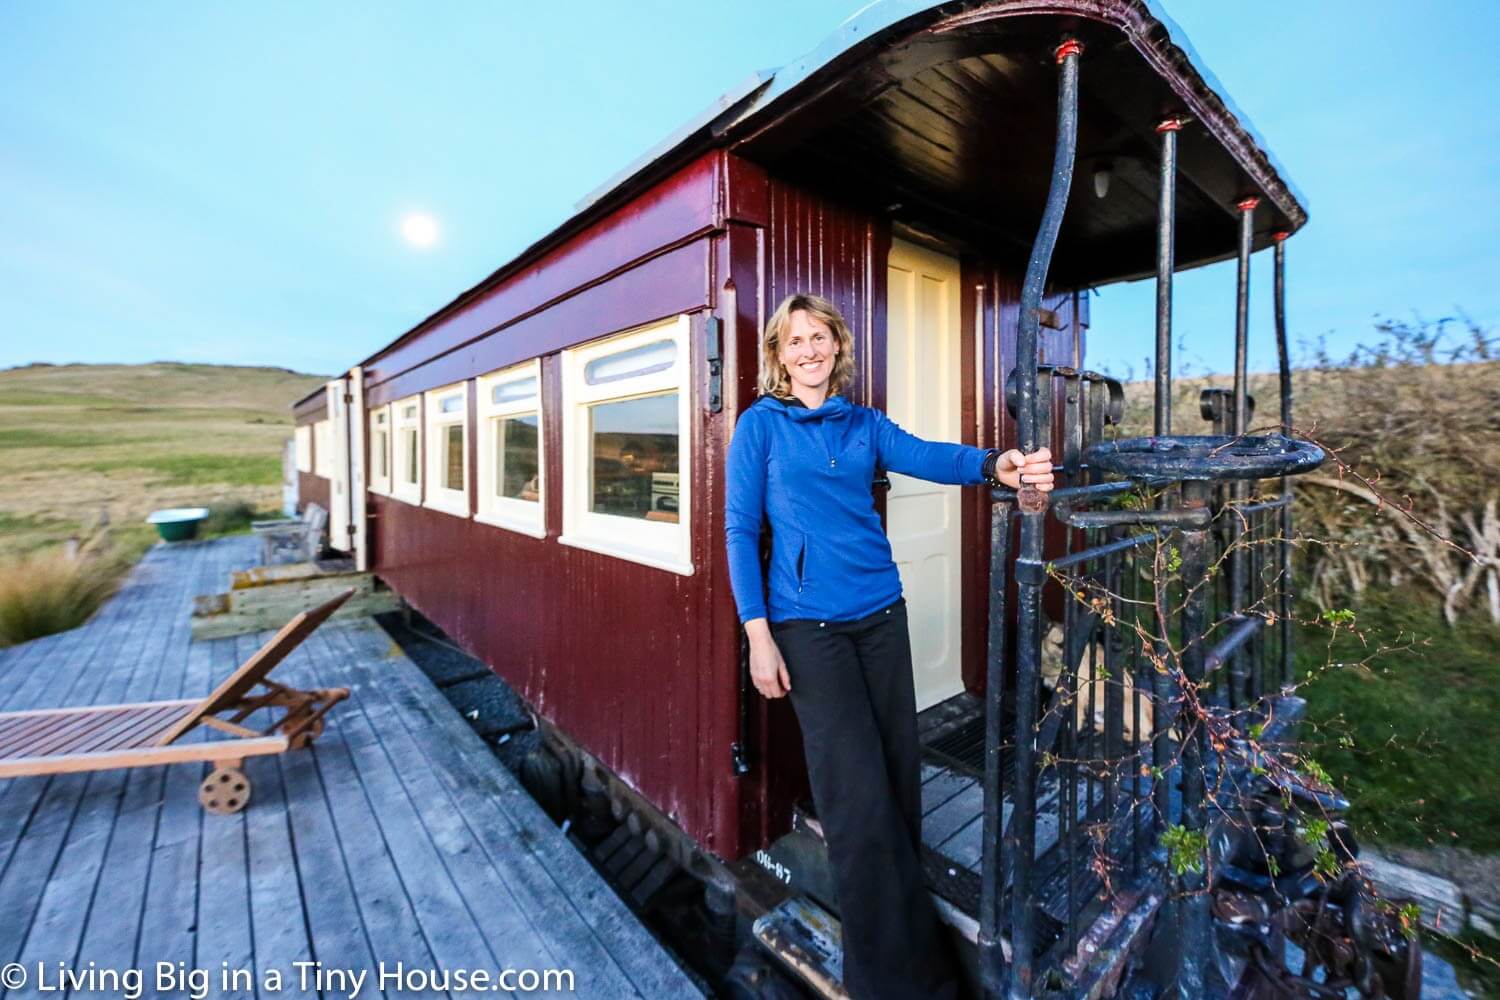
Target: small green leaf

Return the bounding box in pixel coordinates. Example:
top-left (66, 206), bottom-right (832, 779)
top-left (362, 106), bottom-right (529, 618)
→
top-left (1159, 824), bottom-right (1209, 877)
top-left (1398, 902), bottom-right (1422, 941)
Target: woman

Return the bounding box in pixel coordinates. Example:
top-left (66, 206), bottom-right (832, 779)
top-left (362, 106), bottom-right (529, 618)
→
top-left (724, 293), bottom-right (1054, 999)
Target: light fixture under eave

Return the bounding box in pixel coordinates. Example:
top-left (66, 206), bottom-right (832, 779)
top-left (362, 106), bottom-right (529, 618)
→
top-left (1093, 161), bottom-right (1113, 199)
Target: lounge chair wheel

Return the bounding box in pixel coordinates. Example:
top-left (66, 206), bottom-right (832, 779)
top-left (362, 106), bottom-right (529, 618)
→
top-left (199, 767), bottom-right (252, 815)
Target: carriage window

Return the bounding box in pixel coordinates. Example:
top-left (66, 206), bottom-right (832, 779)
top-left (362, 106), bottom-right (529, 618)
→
top-left (584, 340), bottom-right (676, 385)
top-left (391, 395), bottom-right (422, 505)
top-left (423, 383), bottom-right (469, 517)
top-left (492, 375), bottom-right (538, 405)
top-left (499, 416), bottom-right (540, 499)
top-left (313, 419), bottom-right (333, 479)
top-left (476, 361), bottom-right (544, 537)
top-left (368, 407), bottom-right (391, 495)
top-left (560, 315), bottom-right (692, 576)
top-left (589, 394), bottom-right (679, 522)
top-left (294, 425), bottom-right (313, 474)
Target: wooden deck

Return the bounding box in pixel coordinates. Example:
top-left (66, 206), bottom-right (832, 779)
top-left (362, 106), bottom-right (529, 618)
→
top-left (0, 537), bottom-right (699, 999)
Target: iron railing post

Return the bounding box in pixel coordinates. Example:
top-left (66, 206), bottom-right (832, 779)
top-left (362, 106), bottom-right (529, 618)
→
top-left (1154, 119), bottom-right (1181, 437)
top-left (1003, 37), bottom-right (1081, 1000)
top-left (1176, 479), bottom-right (1214, 996)
top-left (980, 499), bottom-right (1014, 997)
top-left (1152, 118), bottom-right (1180, 828)
top-left (1229, 196), bottom-right (1258, 707)
top-left (1273, 232), bottom-right (1295, 688)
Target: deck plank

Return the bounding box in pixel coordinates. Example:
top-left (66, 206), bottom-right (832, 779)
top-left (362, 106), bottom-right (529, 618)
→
top-left (920, 766), bottom-right (974, 818)
top-left (2, 543), bottom-right (186, 991)
top-left (0, 537), bottom-right (695, 998)
top-left (304, 644), bottom-right (509, 999)
top-left (335, 622), bottom-right (701, 998)
top-left (308, 630), bottom-right (562, 973)
top-left (235, 630), bottom-right (316, 1000)
top-left (75, 541), bottom-right (209, 999)
top-left (272, 748), bottom-right (384, 999)
top-left (293, 700), bottom-right (447, 999)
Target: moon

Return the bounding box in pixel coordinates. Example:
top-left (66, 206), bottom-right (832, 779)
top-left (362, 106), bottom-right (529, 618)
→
top-left (399, 212), bottom-right (440, 249)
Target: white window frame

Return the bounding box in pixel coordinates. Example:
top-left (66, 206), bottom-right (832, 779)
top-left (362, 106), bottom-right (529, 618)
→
top-left (294, 425), bottom-right (313, 474)
top-left (476, 360), bottom-right (545, 538)
top-left (391, 396), bottom-right (423, 506)
top-left (560, 314), bottom-right (692, 576)
top-left (313, 419), bottom-right (333, 479)
top-left (368, 405), bottom-right (392, 495)
top-left (423, 382), bottom-right (470, 517)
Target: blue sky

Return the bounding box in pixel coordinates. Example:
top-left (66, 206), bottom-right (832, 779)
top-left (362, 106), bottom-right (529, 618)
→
top-left (2, 1), bottom-right (1496, 379)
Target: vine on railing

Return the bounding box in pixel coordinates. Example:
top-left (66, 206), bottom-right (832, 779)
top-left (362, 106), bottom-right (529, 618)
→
top-left (1021, 422), bottom-right (1495, 994)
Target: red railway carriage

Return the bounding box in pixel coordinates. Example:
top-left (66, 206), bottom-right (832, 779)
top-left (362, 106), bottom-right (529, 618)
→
top-left (290, 3), bottom-right (1408, 996)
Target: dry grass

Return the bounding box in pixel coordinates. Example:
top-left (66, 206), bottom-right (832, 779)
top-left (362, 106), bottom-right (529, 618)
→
top-left (0, 361), bottom-right (326, 562)
top-left (0, 361), bottom-right (326, 646)
top-left (0, 546), bottom-right (125, 646)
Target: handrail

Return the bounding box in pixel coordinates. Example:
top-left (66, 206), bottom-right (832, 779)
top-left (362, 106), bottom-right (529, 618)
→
top-left (988, 37), bottom-right (1082, 1000)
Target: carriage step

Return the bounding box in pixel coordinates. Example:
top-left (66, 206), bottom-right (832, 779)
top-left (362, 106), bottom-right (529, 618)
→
top-left (752, 896), bottom-right (848, 999)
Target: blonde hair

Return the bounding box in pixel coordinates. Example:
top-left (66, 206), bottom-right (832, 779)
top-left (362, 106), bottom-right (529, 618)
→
top-left (759, 293), bottom-right (857, 399)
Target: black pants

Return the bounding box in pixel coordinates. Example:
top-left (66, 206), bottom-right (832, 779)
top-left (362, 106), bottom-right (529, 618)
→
top-left (772, 600), bottom-right (960, 1000)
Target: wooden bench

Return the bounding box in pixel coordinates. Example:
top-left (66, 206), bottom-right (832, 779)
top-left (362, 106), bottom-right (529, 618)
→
top-left (0, 590), bottom-right (352, 814)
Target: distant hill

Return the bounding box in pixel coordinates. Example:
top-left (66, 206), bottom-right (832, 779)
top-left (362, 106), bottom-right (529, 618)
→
top-left (1, 361), bottom-right (328, 411)
top-left (0, 362), bottom-right (330, 558)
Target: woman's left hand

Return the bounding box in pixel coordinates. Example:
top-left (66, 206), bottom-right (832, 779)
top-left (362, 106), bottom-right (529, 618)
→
top-left (995, 448), bottom-right (1054, 492)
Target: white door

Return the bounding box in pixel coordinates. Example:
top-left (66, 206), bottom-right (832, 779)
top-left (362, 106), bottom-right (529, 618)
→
top-left (346, 367), bottom-right (368, 570)
top-left (326, 379), bottom-right (352, 552)
top-left (886, 239), bottom-right (964, 711)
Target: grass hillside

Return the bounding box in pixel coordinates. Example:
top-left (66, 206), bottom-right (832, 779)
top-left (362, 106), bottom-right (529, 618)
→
top-left (0, 362), bottom-right (328, 560)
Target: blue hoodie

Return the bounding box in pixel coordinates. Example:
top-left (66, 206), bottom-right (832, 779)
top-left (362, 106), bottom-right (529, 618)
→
top-left (725, 394), bottom-right (992, 624)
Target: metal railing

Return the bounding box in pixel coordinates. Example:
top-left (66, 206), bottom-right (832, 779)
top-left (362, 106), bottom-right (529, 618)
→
top-left (979, 37), bottom-right (1322, 1000)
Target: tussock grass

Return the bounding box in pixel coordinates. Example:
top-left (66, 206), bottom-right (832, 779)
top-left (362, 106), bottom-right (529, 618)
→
top-left (0, 547), bottom-right (125, 647)
top-left (200, 500), bottom-right (272, 536)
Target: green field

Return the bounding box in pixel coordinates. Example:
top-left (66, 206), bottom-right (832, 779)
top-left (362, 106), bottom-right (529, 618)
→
top-left (0, 362), bottom-right (327, 560)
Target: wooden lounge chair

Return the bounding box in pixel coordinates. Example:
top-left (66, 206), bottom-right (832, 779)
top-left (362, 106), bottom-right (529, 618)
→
top-left (0, 590), bottom-right (353, 815)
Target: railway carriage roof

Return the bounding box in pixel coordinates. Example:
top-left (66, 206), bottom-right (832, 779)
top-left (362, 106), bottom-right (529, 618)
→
top-left (578, 0), bottom-right (1306, 216)
top-left (354, 0), bottom-right (1306, 375)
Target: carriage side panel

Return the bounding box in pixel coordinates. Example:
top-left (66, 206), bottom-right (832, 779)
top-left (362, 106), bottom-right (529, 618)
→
top-left (361, 153), bottom-right (754, 857)
top-left (293, 393), bottom-right (331, 516)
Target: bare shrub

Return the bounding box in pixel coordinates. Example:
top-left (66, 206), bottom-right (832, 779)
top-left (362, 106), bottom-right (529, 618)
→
top-left (1292, 317), bottom-right (1498, 623)
top-left (1118, 315), bottom-right (1498, 623)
